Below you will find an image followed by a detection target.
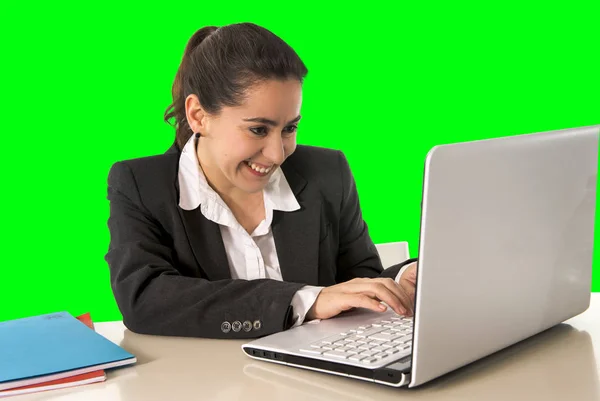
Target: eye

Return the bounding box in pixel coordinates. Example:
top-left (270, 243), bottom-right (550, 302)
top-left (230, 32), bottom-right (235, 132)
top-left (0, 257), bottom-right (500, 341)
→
top-left (249, 126), bottom-right (268, 136)
top-left (283, 125), bottom-right (298, 135)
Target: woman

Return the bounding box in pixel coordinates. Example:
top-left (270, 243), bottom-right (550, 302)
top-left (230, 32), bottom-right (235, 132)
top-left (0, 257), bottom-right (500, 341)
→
top-left (105, 23), bottom-right (417, 339)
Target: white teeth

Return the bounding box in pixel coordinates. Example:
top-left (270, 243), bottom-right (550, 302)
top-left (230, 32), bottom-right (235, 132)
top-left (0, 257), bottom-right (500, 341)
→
top-left (246, 161), bottom-right (272, 174)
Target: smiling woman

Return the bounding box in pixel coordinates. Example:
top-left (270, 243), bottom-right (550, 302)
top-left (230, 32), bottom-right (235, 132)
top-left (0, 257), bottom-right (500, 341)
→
top-left (105, 22), bottom-right (418, 340)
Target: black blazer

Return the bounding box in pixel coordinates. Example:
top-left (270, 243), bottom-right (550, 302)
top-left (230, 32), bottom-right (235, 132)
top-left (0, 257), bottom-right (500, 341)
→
top-left (105, 144), bottom-right (415, 339)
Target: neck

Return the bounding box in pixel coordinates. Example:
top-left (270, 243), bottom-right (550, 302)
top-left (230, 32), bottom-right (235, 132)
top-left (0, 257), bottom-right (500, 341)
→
top-left (195, 141), bottom-right (264, 211)
top-left (197, 162), bottom-right (262, 215)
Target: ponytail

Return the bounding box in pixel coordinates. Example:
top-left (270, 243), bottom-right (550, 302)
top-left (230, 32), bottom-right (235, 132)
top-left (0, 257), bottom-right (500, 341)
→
top-left (164, 26), bottom-right (218, 150)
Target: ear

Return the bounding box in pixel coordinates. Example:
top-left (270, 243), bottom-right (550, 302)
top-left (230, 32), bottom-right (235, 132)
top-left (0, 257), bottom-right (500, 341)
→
top-left (185, 94), bottom-right (209, 133)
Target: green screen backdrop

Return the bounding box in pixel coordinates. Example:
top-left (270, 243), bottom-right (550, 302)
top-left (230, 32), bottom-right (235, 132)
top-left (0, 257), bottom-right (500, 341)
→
top-left (1, 1), bottom-right (598, 323)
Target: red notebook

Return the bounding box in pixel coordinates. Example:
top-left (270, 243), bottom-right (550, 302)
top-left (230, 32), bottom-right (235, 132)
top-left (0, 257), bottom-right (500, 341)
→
top-left (0, 313), bottom-right (106, 398)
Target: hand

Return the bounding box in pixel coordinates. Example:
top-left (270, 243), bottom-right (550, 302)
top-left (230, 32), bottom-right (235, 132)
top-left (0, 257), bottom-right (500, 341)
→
top-left (306, 276), bottom-right (414, 321)
top-left (398, 262), bottom-right (417, 315)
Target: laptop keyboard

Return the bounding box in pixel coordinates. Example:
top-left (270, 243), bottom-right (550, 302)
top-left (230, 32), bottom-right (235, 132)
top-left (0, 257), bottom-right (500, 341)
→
top-left (298, 316), bottom-right (413, 367)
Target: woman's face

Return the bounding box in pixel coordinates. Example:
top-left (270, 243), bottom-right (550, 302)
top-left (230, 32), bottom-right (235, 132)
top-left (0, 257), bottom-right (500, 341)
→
top-left (186, 79), bottom-right (302, 195)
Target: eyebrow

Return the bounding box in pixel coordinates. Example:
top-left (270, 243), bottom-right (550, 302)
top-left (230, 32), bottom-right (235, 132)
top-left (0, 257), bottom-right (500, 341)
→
top-left (242, 115), bottom-right (302, 126)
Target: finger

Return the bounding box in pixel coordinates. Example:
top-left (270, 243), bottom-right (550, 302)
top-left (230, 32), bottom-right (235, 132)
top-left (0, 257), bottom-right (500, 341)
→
top-left (404, 270), bottom-right (417, 285)
top-left (399, 280), bottom-right (415, 301)
top-left (346, 282), bottom-right (407, 315)
top-left (372, 279), bottom-right (414, 314)
top-left (399, 281), bottom-right (416, 315)
top-left (344, 294), bottom-right (388, 313)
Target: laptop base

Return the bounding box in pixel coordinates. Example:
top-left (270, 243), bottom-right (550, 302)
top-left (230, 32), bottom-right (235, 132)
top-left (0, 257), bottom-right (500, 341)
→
top-left (243, 347), bottom-right (412, 387)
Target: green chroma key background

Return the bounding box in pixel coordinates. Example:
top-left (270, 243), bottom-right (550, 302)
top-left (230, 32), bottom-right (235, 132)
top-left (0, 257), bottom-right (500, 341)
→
top-left (1, 1), bottom-right (598, 322)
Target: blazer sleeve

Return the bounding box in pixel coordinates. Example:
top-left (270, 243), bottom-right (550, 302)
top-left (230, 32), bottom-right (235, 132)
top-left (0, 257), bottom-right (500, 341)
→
top-left (335, 151), bottom-right (418, 282)
top-left (105, 161), bottom-right (304, 339)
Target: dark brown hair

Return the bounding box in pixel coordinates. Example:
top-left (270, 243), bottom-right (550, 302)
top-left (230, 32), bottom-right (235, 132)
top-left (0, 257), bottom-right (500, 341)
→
top-left (164, 23), bottom-right (309, 150)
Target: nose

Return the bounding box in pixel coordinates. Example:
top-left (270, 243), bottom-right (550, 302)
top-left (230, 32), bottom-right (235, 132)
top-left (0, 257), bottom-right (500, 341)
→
top-left (262, 134), bottom-right (285, 165)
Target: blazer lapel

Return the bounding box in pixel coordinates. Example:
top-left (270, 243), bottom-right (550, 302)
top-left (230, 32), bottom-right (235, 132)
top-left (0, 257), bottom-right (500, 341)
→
top-left (273, 165), bottom-right (321, 286)
top-left (168, 144), bottom-right (230, 280)
top-left (176, 198), bottom-right (231, 281)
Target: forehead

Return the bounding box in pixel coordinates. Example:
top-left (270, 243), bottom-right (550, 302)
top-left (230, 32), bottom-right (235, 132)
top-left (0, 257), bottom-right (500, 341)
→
top-left (226, 79), bottom-right (303, 120)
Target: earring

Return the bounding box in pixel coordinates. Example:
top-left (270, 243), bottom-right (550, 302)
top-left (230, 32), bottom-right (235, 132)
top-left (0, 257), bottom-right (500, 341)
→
top-left (194, 132), bottom-right (202, 138)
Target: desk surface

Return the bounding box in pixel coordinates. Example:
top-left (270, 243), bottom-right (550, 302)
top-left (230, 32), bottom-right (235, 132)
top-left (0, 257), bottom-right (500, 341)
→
top-left (17, 294), bottom-right (600, 401)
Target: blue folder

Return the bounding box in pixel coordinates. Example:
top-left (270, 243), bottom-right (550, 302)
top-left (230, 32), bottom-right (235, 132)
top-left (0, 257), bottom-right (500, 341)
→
top-left (0, 312), bottom-right (136, 387)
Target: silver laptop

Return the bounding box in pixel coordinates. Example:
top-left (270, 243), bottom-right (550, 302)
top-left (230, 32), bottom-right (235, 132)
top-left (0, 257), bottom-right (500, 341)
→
top-left (242, 124), bottom-right (599, 388)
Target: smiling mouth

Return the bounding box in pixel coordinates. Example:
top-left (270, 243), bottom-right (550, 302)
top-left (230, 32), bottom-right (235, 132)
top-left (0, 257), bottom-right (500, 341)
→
top-left (245, 160), bottom-right (273, 175)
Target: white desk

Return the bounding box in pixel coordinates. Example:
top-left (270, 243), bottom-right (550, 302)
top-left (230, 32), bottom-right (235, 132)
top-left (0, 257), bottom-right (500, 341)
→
top-left (16, 294), bottom-right (600, 401)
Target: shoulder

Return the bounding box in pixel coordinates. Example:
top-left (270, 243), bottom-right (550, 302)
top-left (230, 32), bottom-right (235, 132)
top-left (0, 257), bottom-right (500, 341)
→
top-left (286, 144), bottom-right (341, 163)
top-left (283, 145), bottom-right (354, 203)
top-left (107, 149), bottom-right (180, 208)
top-left (284, 145), bottom-right (347, 179)
top-left (109, 149), bottom-right (179, 182)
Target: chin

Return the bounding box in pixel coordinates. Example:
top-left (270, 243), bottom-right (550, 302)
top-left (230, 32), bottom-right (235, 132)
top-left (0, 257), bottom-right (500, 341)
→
top-left (241, 184), bottom-right (266, 194)
top-left (231, 177), bottom-right (265, 194)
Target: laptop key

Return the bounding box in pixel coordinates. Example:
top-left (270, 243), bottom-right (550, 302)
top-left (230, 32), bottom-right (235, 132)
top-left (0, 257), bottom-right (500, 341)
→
top-left (369, 333), bottom-right (402, 342)
top-left (322, 334), bottom-right (349, 344)
top-left (397, 335), bottom-right (413, 343)
top-left (323, 350), bottom-right (349, 359)
top-left (349, 354), bottom-right (366, 361)
top-left (362, 357), bottom-right (378, 363)
top-left (356, 327), bottom-right (386, 338)
top-left (299, 348), bottom-right (323, 355)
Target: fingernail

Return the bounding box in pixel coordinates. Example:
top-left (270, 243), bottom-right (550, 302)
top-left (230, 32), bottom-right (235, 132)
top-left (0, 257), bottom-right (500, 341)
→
top-left (379, 304), bottom-right (387, 311)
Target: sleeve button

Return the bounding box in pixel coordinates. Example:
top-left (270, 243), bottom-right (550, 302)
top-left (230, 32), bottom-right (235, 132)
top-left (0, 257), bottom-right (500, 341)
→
top-left (232, 321), bottom-right (242, 332)
top-left (243, 320), bottom-right (253, 332)
top-left (221, 321), bottom-right (231, 333)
